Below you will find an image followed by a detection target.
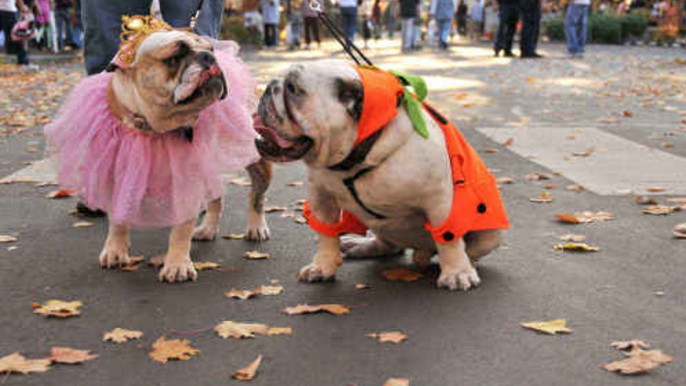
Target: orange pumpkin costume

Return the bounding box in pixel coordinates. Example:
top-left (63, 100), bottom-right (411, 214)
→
top-left (303, 67), bottom-right (509, 244)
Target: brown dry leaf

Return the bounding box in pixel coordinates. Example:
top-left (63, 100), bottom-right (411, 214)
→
top-left (646, 186), bottom-right (665, 193)
top-left (244, 251), bottom-right (269, 260)
top-left (266, 327), bottom-right (293, 336)
top-left (0, 235), bottom-right (17, 243)
top-left (366, 331), bottom-right (408, 344)
top-left (264, 205), bottom-right (287, 213)
top-left (222, 233), bottom-right (246, 240)
top-left (382, 268), bottom-right (423, 282)
top-left (660, 142), bottom-right (674, 149)
top-left (259, 285), bottom-right (284, 296)
top-left (560, 234), bottom-right (586, 242)
top-left (666, 197), bottom-right (686, 205)
top-left (603, 349), bottom-right (673, 375)
top-left (564, 184), bottom-right (585, 192)
top-left (483, 147), bottom-right (499, 154)
top-left (287, 181), bottom-right (304, 187)
top-left (72, 221), bottom-right (94, 228)
top-left (148, 336), bottom-right (199, 364)
top-left (49, 347), bottom-right (98, 364)
top-left (634, 195), bottom-right (659, 205)
top-left (622, 110), bottom-right (634, 118)
top-left (120, 264), bottom-right (140, 272)
top-left (496, 177), bottom-right (515, 185)
top-left (283, 304), bottom-right (350, 316)
top-left (0, 352), bottom-right (51, 375)
top-left (521, 319), bottom-right (572, 335)
top-left (356, 283), bottom-right (370, 290)
top-left (32, 300), bottom-right (83, 318)
top-left (553, 242), bottom-right (599, 252)
top-left (292, 215), bottom-right (307, 224)
top-left (454, 92), bottom-right (468, 101)
top-left (525, 173), bottom-right (552, 181)
top-left (193, 261), bottom-right (221, 271)
top-left (673, 223), bottom-right (686, 239)
top-left (215, 321), bottom-right (269, 339)
top-left (642, 205), bottom-right (678, 215)
top-left (572, 147), bottom-right (596, 157)
top-left (611, 340), bottom-right (650, 351)
top-left (555, 213), bottom-right (582, 224)
top-left (103, 328), bottom-right (143, 343)
top-left (225, 288), bottom-right (259, 300)
top-left (555, 211), bottom-right (614, 224)
top-left (232, 355), bottom-right (263, 381)
top-left (530, 192), bottom-right (553, 203)
top-left (45, 188), bottom-right (76, 199)
top-left (500, 137), bottom-right (514, 146)
top-left (229, 177), bottom-right (252, 187)
top-left (525, 76), bottom-right (536, 83)
top-left (383, 378), bottom-right (410, 386)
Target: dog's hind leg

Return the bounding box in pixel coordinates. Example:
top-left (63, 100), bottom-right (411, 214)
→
top-left (99, 222), bottom-right (131, 268)
top-left (340, 234), bottom-right (403, 259)
top-left (193, 198), bottom-right (222, 241)
top-left (245, 158), bottom-right (272, 241)
top-left (464, 230), bottom-right (502, 264)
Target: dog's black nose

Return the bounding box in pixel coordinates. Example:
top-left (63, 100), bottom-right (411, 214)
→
top-left (195, 51), bottom-right (217, 67)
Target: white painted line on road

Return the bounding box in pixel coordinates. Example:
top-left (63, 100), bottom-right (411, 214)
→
top-left (478, 126), bottom-right (686, 196)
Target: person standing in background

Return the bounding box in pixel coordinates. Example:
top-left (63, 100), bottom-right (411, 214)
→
top-left (302, 0), bottom-right (322, 49)
top-left (385, 0), bottom-right (399, 38)
top-left (261, 0), bottom-right (280, 48)
top-left (519, 0), bottom-right (543, 58)
top-left (469, 0), bottom-right (483, 40)
top-left (338, 0), bottom-right (358, 50)
top-left (360, 0), bottom-right (372, 48)
top-left (493, 0), bottom-right (518, 56)
top-left (455, 0), bottom-right (467, 37)
top-left (399, 0), bottom-right (418, 51)
top-left (55, 0), bottom-right (77, 50)
top-left (0, 0), bottom-right (30, 65)
top-left (429, 0), bottom-right (455, 50)
top-left (371, 0), bottom-right (382, 41)
top-left (564, 0), bottom-right (589, 58)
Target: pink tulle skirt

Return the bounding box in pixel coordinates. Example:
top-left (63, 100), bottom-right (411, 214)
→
top-left (45, 45), bottom-right (259, 229)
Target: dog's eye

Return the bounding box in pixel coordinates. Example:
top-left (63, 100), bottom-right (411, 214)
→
top-left (164, 53), bottom-right (185, 68)
top-left (285, 81), bottom-right (297, 95)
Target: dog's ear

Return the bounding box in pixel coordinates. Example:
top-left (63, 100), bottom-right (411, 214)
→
top-left (335, 78), bottom-right (363, 121)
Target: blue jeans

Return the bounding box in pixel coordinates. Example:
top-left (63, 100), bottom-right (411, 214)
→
top-left (56, 9), bottom-right (75, 49)
top-left (400, 17), bottom-right (414, 51)
top-left (339, 6), bottom-right (357, 46)
top-left (564, 3), bottom-right (588, 54)
top-left (83, 0), bottom-right (224, 75)
top-left (436, 18), bottom-right (452, 47)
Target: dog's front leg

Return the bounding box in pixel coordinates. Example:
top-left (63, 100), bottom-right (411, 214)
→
top-left (158, 218), bottom-right (198, 283)
top-left (193, 198), bottom-right (222, 241)
top-left (435, 238), bottom-right (481, 291)
top-left (99, 222), bottom-right (131, 268)
top-left (245, 159), bottom-right (272, 241)
top-left (298, 189), bottom-right (342, 282)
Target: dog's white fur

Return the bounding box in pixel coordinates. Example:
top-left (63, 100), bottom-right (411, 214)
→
top-left (258, 60), bottom-right (501, 290)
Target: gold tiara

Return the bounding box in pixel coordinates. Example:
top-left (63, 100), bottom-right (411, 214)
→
top-left (111, 15), bottom-right (173, 69)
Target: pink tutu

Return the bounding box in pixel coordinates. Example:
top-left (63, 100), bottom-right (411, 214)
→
top-left (45, 44), bottom-right (259, 229)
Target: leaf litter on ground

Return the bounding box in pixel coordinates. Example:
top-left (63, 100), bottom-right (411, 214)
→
top-left (283, 304), bottom-right (350, 316)
top-left (148, 336), bottom-right (199, 364)
top-left (366, 331), bottom-right (408, 344)
top-left (553, 242), bottom-right (599, 252)
top-left (31, 300), bottom-right (83, 318)
top-left (603, 340), bottom-right (673, 375)
top-left (232, 355), bottom-right (263, 381)
top-left (103, 328), bottom-right (143, 344)
top-left (521, 319), bottom-right (572, 335)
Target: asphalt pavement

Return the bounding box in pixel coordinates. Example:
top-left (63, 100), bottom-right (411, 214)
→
top-left (1, 40), bottom-right (685, 386)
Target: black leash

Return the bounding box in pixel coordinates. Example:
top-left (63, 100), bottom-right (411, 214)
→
top-left (309, 1), bottom-right (373, 66)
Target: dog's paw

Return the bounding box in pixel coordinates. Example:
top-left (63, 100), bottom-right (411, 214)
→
top-left (298, 263), bottom-right (338, 282)
top-left (192, 224), bottom-right (218, 241)
top-left (340, 235), bottom-right (402, 259)
top-left (157, 256), bottom-right (197, 283)
top-left (437, 266), bottom-right (481, 291)
top-left (245, 213), bottom-right (270, 241)
top-left (99, 246), bottom-right (131, 269)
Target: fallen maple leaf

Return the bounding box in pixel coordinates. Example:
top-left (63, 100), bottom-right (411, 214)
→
top-left (603, 349), bottom-right (673, 375)
top-left (611, 340), bottom-right (650, 351)
top-left (193, 261), bottom-right (221, 271)
top-left (366, 331), bottom-right (408, 344)
top-left (72, 221), bottom-right (94, 228)
top-left (283, 304), bottom-right (350, 316)
top-left (572, 147), bottom-right (596, 157)
top-left (666, 197), bottom-right (686, 205)
top-left (244, 251), bottom-right (269, 260)
top-left (559, 234), bottom-right (586, 242)
top-left (232, 355), bottom-right (262, 381)
top-left (483, 147), bottom-right (499, 154)
top-left (215, 321), bottom-right (269, 339)
top-left (0, 352), bottom-right (51, 375)
top-left (622, 110), bottom-right (633, 118)
top-left (500, 137), bottom-right (514, 146)
top-left (525, 173), bottom-right (551, 181)
top-left (103, 328), bottom-right (143, 343)
top-left (383, 378), bottom-right (410, 386)
top-left (45, 189), bottom-right (76, 199)
top-left (521, 319), bottom-right (572, 335)
top-left (266, 327), bottom-right (293, 336)
top-left (0, 235), bottom-right (17, 243)
top-left (259, 285), bottom-right (284, 295)
top-left (642, 205), bottom-right (678, 215)
top-left (530, 192), bottom-right (553, 203)
top-left (148, 336), bottom-right (199, 364)
top-left (49, 347), bottom-right (98, 364)
top-left (32, 300), bottom-right (82, 318)
top-left (553, 242), bottom-right (599, 252)
top-left (382, 268), bottom-right (423, 282)
top-left (564, 184), bottom-right (585, 192)
top-left (646, 186), bottom-right (665, 193)
top-left (225, 289), bottom-right (259, 300)
top-left (496, 177), bottom-right (515, 185)
top-left (222, 233), bottom-right (246, 240)
top-left (555, 211), bottom-right (614, 224)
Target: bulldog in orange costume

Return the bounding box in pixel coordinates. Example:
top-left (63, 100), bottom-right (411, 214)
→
top-left (255, 60), bottom-right (508, 290)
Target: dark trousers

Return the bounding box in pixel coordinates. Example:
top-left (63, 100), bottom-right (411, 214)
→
top-left (339, 6), bottom-right (358, 45)
top-left (519, 0), bottom-right (541, 55)
top-left (304, 16), bottom-right (320, 44)
top-left (495, 3), bottom-right (519, 53)
top-left (0, 10), bottom-right (28, 65)
top-left (82, 0), bottom-right (223, 75)
top-left (263, 23), bottom-right (277, 46)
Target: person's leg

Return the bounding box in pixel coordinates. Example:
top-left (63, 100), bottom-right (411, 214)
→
top-left (564, 4), bottom-right (579, 54)
top-left (159, 0), bottom-right (202, 28)
top-left (439, 18), bottom-right (451, 48)
top-left (64, 9), bottom-right (75, 45)
top-left (519, 3), bottom-right (533, 55)
top-left (503, 5), bottom-right (519, 54)
top-left (340, 6), bottom-right (357, 45)
top-left (56, 10), bottom-right (66, 49)
top-left (83, 0), bottom-right (151, 75)
top-left (194, 0), bottom-right (223, 38)
top-left (313, 17), bottom-right (320, 44)
top-left (531, 0), bottom-right (541, 52)
top-left (400, 17), bottom-right (411, 51)
top-left (263, 23), bottom-right (271, 46)
top-left (495, 8), bottom-right (507, 53)
top-left (0, 11), bottom-right (13, 55)
top-left (304, 17), bottom-right (312, 45)
top-left (578, 5), bottom-right (588, 55)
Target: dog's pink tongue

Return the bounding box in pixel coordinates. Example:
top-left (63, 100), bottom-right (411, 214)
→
top-left (253, 117), bottom-right (294, 148)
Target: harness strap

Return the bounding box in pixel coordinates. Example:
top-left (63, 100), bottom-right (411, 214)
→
top-left (342, 167), bottom-right (386, 219)
top-left (327, 129), bottom-right (384, 171)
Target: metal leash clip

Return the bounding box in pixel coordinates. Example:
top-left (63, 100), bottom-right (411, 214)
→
top-left (309, 0), bottom-right (322, 13)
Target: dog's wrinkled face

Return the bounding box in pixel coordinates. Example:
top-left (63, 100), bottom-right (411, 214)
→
top-left (110, 30), bottom-right (227, 133)
top-left (255, 60), bottom-right (363, 165)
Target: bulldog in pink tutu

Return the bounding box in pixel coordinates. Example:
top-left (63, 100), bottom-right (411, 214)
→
top-left (45, 16), bottom-right (271, 282)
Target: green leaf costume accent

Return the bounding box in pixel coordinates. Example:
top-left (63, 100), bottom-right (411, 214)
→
top-left (389, 70), bottom-right (429, 139)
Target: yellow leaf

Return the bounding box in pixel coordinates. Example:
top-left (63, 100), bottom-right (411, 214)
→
top-left (283, 304), bottom-right (350, 316)
top-left (232, 355), bottom-right (263, 381)
top-left (553, 242), bottom-right (599, 252)
top-left (642, 205), bottom-right (678, 215)
top-left (148, 336), bottom-right (199, 364)
top-left (646, 186), bottom-right (665, 193)
top-left (103, 328), bottom-right (143, 343)
top-left (496, 177), bottom-right (515, 185)
top-left (266, 327), bottom-right (293, 336)
top-left (225, 289), bottom-right (259, 300)
top-left (73, 221), bottom-right (94, 228)
top-left (222, 233), bottom-right (246, 240)
top-left (383, 379), bottom-right (410, 386)
top-left (214, 321), bottom-right (269, 339)
top-left (259, 285), bottom-right (284, 295)
top-left (244, 251), bottom-right (269, 260)
top-left (525, 76), bottom-right (536, 83)
top-left (521, 319), bottom-right (572, 335)
top-left (193, 261), bottom-right (221, 270)
top-left (32, 300), bottom-right (83, 318)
